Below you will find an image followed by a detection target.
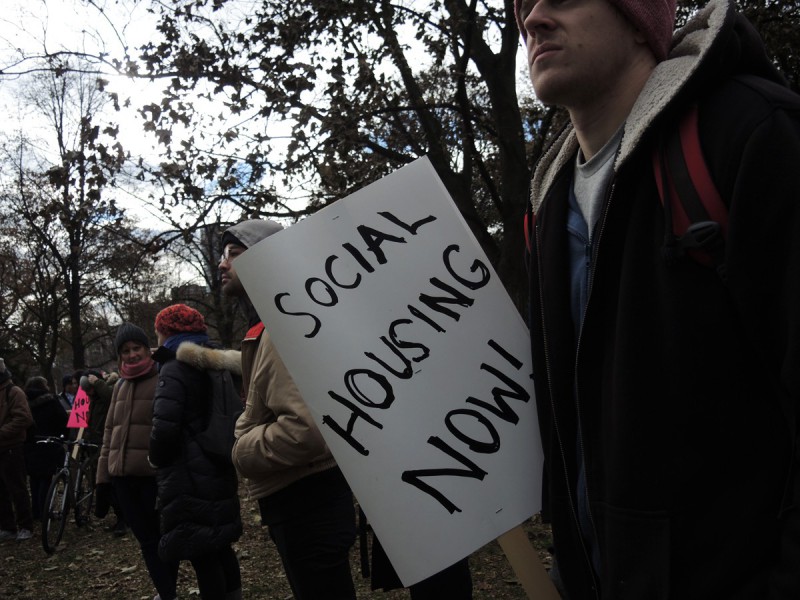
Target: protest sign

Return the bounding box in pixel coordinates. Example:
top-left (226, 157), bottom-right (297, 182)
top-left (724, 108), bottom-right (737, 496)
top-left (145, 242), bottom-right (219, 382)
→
top-left (67, 387), bottom-right (90, 429)
top-left (235, 156), bottom-right (543, 586)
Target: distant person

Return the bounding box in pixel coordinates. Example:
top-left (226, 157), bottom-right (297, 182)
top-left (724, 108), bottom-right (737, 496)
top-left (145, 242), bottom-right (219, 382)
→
top-left (150, 303), bottom-right (243, 600)
top-left (82, 370), bottom-right (112, 446)
top-left (104, 370), bottom-right (120, 387)
top-left (220, 219), bottom-right (358, 600)
top-left (81, 369), bottom-right (126, 536)
top-left (0, 358), bottom-right (34, 541)
top-left (58, 373), bottom-right (80, 442)
top-left (57, 374), bottom-right (78, 413)
top-left (96, 324), bottom-right (179, 600)
top-left (22, 376), bottom-right (68, 520)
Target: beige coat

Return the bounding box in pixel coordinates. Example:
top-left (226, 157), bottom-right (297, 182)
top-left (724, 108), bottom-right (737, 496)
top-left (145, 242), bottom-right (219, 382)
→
top-left (232, 325), bottom-right (336, 499)
top-left (96, 367), bottom-right (158, 484)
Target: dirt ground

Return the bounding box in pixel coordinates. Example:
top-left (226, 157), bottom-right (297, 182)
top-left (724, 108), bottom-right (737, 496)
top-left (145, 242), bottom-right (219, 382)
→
top-left (0, 492), bottom-right (553, 599)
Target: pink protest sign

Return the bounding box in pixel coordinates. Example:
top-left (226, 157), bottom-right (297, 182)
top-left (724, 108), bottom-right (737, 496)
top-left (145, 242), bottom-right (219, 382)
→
top-left (67, 388), bottom-right (91, 429)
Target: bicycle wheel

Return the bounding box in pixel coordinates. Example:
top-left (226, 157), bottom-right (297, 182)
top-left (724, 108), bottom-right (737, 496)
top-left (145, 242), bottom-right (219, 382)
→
top-left (42, 471), bottom-right (70, 554)
top-left (73, 458), bottom-right (94, 526)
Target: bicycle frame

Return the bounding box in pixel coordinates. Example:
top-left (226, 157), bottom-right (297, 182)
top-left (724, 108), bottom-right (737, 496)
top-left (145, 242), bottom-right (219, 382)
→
top-left (36, 435), bottom-right (99, 554)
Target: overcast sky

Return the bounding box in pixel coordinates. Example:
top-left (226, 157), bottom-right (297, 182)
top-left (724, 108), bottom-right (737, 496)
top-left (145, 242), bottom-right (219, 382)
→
top-left (1, 1), bottom-right (165, 158)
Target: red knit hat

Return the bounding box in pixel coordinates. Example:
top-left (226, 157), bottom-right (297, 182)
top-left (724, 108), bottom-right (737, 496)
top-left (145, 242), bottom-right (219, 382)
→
top-left (610, 0), bottom-right (676, 62)
top-left (155, 304), bottom-right (207, 337)
top-left (514, 0), bottom-right (677, 62)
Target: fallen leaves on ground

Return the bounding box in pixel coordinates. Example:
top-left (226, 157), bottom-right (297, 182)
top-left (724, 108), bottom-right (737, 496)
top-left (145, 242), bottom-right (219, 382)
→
top-left (0, 493), bottom-right (552, 599)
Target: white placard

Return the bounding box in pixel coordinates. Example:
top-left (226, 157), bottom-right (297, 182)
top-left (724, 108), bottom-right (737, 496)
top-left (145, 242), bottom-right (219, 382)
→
top-left (236, 156), bottom-right (542, 586)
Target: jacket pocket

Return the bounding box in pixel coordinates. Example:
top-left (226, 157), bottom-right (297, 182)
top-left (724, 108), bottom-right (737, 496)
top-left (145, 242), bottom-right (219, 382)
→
top-left (231, 427), bottom-right (266, 479)
top-left (594, 502), bottom-right (670, 600)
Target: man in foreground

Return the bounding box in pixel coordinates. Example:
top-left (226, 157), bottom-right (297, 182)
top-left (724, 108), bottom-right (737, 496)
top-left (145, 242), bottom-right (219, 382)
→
top-left (517, 0), bottom-right (800, 597)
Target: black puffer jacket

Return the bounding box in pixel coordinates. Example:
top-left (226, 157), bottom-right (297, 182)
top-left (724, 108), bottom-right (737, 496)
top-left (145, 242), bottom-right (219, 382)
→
top-left (150, 342), bottom-right (243, 562)
top-left (84, 377), bottom-right (113, 446)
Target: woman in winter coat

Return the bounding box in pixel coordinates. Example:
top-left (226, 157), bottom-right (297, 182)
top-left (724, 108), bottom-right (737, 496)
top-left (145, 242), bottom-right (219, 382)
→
top-left (150, 304), bottom-right (242, 600)
top-left (22, 376), bottom-right (68, 520)
top-left (96, 323), bottom-right (179, 600)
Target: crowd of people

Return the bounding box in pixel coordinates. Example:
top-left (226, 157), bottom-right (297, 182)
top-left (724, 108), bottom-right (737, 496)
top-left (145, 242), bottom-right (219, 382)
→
top-left (0, 219), bottom-right (475, 600)
top-left (0, 360), bottom-right (127, 543)
top-left (1, 0), bottom-right (799, 598)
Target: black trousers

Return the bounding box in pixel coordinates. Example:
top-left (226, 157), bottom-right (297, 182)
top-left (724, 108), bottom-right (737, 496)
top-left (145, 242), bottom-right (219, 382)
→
top-left (113, 476), bottom-right (179, 600)
top-left (0, 445), bottom-right (33, 532)
top-left (370, 531), bottom-right (473, 599)
top-left (259, 468), bottom-right (357, 600)
top-left (190, 545), bottom-right (241, 599)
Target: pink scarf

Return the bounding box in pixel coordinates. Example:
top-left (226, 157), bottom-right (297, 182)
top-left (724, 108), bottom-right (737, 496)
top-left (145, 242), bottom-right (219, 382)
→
top-left (120, 357), bottom-right (155, 380)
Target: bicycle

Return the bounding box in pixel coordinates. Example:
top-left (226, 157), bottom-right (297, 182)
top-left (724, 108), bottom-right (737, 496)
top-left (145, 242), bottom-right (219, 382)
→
top-left (36, 435), bottom-right (99, 554)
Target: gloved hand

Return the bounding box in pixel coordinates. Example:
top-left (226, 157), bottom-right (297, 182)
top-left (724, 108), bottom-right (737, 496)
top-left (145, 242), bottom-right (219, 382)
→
top-left (94, 482), bottom-right (112, 519)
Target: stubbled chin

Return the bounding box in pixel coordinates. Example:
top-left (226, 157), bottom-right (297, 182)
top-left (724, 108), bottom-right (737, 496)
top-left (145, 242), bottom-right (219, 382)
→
top-left (528, 69), bottom-right (566, 106)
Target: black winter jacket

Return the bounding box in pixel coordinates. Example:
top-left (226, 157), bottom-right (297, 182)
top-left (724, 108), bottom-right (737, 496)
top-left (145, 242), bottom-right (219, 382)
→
top-left (150, 342), bottom-right (243, 562)
top-left (85, 378), bottom-right (112, 445)
top-left (527, 1), bottom-right (800, 598)
top-left (24, 390), bottom-right (68, 478)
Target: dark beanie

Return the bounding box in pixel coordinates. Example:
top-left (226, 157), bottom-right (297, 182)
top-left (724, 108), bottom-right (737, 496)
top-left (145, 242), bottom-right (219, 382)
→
top-left (155, 304), bottom-right (207, 337)
top-left (221, 219), bottom-right (283, 250)
top-left (114, 323), bottom-right (150, 355)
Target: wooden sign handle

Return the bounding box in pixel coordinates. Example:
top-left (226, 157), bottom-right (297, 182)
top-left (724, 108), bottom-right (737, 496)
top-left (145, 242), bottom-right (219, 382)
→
top-left (71, 426), bottom-right (85, 460)
top-left (497, 524), bottom-right (561, 600)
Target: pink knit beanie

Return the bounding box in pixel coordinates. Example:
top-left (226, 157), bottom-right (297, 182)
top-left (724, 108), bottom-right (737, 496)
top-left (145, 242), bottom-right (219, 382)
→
top-left (514, 0), bottom-right (677, 62)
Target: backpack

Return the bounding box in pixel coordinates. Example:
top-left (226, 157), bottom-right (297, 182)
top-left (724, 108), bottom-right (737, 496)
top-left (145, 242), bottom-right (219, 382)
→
top-left (193, 369), bottom-right (243, 466)
top-left (652, 103), bottom-right (729, 281)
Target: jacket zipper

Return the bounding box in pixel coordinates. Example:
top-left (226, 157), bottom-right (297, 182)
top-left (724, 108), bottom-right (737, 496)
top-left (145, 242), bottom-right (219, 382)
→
top-left (573, 178), bottom-right (618, 588)
top-left (535, 216), bottom-right (601, 599)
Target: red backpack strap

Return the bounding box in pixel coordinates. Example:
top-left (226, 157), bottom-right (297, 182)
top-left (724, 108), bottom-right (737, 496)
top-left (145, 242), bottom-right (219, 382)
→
top-left (677, 106), bottom-right (728, 235)
top-left (523, 209), bottom-right (534, 255)
top-left (652, 104), bottom-right (728, 280)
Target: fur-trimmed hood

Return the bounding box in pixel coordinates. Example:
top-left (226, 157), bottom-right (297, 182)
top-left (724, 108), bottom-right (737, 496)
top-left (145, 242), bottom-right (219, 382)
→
top-left (175, 342), bottom-right (242, 376)
top-left (529, 0), bottom-right (784, 213)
